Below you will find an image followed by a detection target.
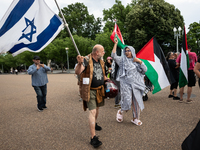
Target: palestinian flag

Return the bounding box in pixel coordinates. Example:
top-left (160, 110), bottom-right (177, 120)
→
top-left (136, 37), bottom-right (170, 94)
top-left (179, 26), bottom-right (189, 88)
top-left (110, 23), bottom-right (127, 49)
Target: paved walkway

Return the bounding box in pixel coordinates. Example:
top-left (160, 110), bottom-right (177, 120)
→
top-left (0, 74), bottom-right (199, 150)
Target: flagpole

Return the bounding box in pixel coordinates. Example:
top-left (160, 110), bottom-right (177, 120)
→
top-left (54, 0), bottom-right (80, 56)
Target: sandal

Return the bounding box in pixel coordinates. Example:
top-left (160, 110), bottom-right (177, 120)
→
top-left (178, 99), bottom-right (183, 103)
top-left (116, 109), bottom-right (123, 122)
top-left (186, 99), bottom-right (192, 104)
top-left (131, 119), bottom-right (142, 126)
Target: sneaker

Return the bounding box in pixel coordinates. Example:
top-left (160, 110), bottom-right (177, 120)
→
top-left (168, 95), bottom-right (174, 98)
top-left (95, 123), bottom-right (102, 131)
top-left (173, 96), bottom-right (180, 100)
top-left (90, 136), bottom-right (102, 148)
top-left (37, 107), bottom-right (43, 112)
top-left (42, 106), bottom-right (47, 109)
top-left (186, 99), bottom-right (192, 104)
top-left (179, 99), bottom-right (184, 103)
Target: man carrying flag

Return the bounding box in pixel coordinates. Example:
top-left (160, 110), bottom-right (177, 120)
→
top-left (0, 0), bottom-right (63, 56)
top-left (176, 26), bottom-right (197, 103)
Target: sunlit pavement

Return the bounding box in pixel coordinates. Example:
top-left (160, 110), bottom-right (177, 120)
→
top-left (0, 74), bottom-right (199, 150)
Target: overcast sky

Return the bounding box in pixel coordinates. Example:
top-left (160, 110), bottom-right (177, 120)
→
top-left (0, 0), bottom-right (200, 33)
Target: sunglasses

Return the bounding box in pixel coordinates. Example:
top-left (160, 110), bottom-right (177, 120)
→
top-left (125, 50), bottom-right (131, 53)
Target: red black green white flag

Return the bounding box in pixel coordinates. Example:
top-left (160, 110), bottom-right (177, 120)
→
top-left (110, 23), bottom-right (127, 49)
top-left (179, 26), bottom-right (189, 88)
top-left (136, 37), bottom-right (170, 94)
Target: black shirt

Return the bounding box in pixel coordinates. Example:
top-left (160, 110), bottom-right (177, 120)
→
top-left (84, 58), bottom-right (104, 88)
top-left (168, 59), bottom-right (179, 82)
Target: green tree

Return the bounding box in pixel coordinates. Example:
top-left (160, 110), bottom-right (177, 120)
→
top-left (125, 0), bottom-right (184, 53)
top-left (0, 53), bottom-right (18, 72)
top-left (65, 35), bottom-right (95, 67)
top-left (46, 38), bottom-right (67, 72)
top-left (59, 2), bottom-right (102, 40)
top-left (187, 22), bottom-right (200, 55)
top-left (0, 54), bottom-right (6, 73)
top-left (103, 0), bottom-right (132, 35)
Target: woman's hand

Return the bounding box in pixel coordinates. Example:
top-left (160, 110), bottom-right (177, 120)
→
top-left (114, 37), bottom-right (118, 44)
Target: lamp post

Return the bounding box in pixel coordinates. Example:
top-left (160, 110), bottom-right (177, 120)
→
top-left (65, 48), bottom-right (70, 73)
top-left (173, 26), bottom-right (182, 53)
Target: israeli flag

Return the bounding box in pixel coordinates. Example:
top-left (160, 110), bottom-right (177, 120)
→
top-left (0, 0), bottom-right (64, 56)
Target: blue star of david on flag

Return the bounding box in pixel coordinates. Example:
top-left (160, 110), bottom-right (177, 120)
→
top-left (18, 17), bottom-right (37, 42)
top-left (0, 0), bottom-right (64, 56)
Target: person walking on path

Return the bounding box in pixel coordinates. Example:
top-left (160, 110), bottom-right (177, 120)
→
top-left (75, 44), bottom-right (108, 148)
top-left (166, 52), bottom-right (180, 100)
top-left (112, 38), bottom-right (147, 126)
top-left (27, 56), bottom-right (51, 112)
top-left (176, 45), bottom-right (197, 103)
top-left (15, 69), bottom-right (18, 75)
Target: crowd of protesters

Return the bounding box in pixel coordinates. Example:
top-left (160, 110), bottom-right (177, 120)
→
top-left (14, 43), bottom-right (199, 149)
top-left (166, 45), bottom-right (198, 104)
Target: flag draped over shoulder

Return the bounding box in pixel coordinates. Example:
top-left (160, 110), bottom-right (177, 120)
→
top-left (136, 37), bottom-right (170, 94)
top-left (110, 23), bottom-right (127, 49)
top-left (179, 26), bottom-right (189, 88)
top-left (0, 0), bottom-right (63, 56)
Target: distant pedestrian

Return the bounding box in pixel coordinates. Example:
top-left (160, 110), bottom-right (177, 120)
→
top-left (176, 45), bottom-right (197, 103)
top-left (15, 69), bottom-right (18, 75)
top-left (27, 56), bottom-right (51, 111)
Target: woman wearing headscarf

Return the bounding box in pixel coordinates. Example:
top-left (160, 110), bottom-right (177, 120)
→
top-left (111, 38), bottom-right (147, 126)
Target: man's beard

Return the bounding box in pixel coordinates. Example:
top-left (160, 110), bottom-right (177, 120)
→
top-left (97, 55), bottom-right (102, 60)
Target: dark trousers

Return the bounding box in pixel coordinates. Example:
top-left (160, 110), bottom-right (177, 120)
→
top-left (33, 84), bottom-right (47, 108)
top-left (170, 81), bottom-right (178, 90)
top-left (112, 79), bottom-right (121, 104)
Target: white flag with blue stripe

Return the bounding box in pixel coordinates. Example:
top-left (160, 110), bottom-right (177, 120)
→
top-left (0, 0), bottom-right (63, 56)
